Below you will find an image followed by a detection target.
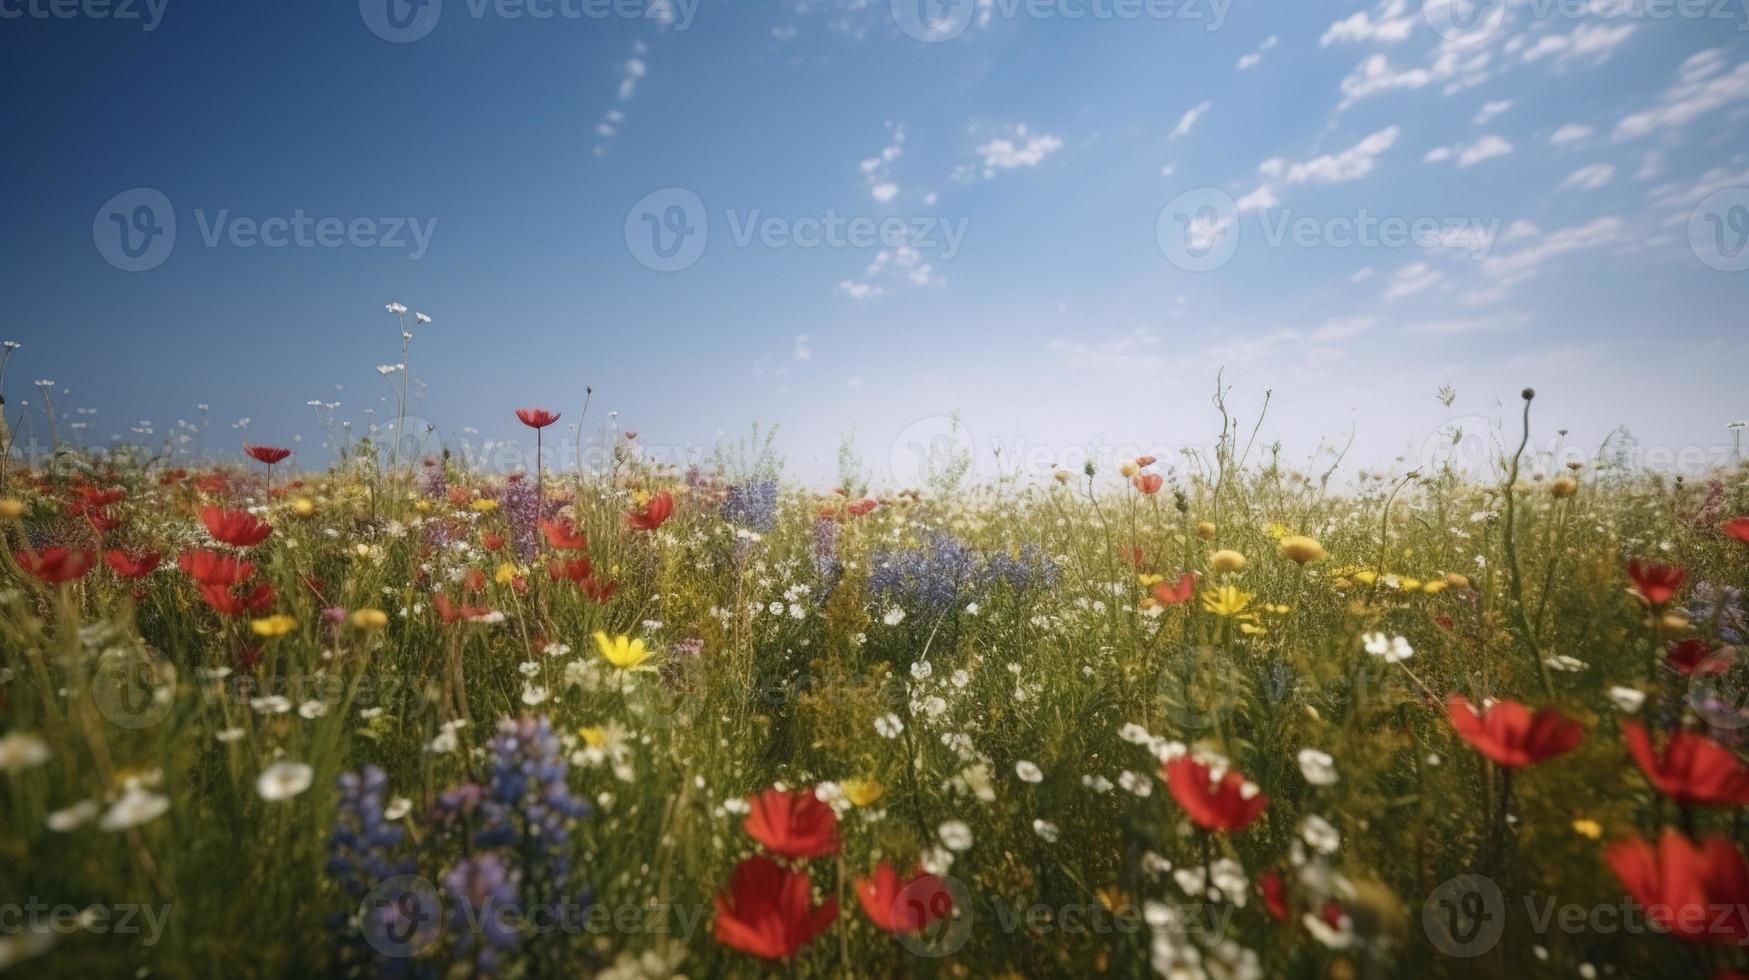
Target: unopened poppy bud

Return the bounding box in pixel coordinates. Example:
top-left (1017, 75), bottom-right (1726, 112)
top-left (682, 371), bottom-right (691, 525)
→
top-left (1550, 476), bottom-right (1578, 498)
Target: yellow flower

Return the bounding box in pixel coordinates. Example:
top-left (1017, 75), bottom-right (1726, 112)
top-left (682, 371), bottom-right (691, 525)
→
top-left (1119, 461), bottom-right (1138, 478)
top-left (0, 498), bottom-right (26, 519)
top-left (1278, 535), bottom-right (1327, 564)
top-left (1444, 572), bottom-right (1472, 590)
top-left (1209, 549), bottom-right (1247, 575)
top-left (1353, 570), bottom-right (1378, 586)
top-left (470, 498), bottom-right (498, 514)
top-left (1266, 522), bottom-right (1289, 541)
top-left (1201, 585), bottom-right (1254, 618)
top-left (594, 631), bottom-right (652, 670)
top-left (494, 562), bottom-right (519, 586)
top-left (577, 726), bottom-right (607, 748)
top-left (1239, 622), bottom-right (1267, 635)
top-left (349, 608), bottom-right (389, 629)
top-left (289, 497), bottom-right (317, 518)
top-left (1572, 818), bottom-right (1602, 840)
top-left (414, 500), bottom-right (434, 514)
top-left (842, 778), bottom-right (885, 807)
top-left (250, 614), bottom-right (297, 638)
top-left (1550, 476), bottom-right (1578, 498)
top-left (1194, 521), bottom-right (1217, 541)
top-left (1422, 580), bottom-right (1447, 595)
top-left (1399, 576), bottom-right (1422, 592)
top-left (1137, 573), bottom-right (1164, 588)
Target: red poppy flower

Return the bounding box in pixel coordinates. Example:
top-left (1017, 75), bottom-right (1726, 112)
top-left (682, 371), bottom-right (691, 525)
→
top-left (245, 444), bottom-right (292, 465)
top-left (481, 533), bottom-right (506, 552)
top-left (82, 507), bottom-right (124, 535)
top-left (1135, 455), bottom-right (1157, 468)
top-left (1668, 639), bottom-right (1726, 676)
top-left (434, 594), bottom-right (495, 624)
top-left (1132, 473), bottom-right (1164, 495)
top-left (625, 491), bottom-right (675, 532)
top-left (547, 557), bottom-right (594, 584)
top-left (201, 507), bottom-right (272, 548)
top-left (193, 473), bottom-right (228, 495)
top-left (1119, 545), bottom-right (1146, 570)
top-left (581, 577), bottom-right (618, 603)
top-left (515, 408), bottom-right (561, 429)
top-left (1725, 518), bottom-right (1749, 545)
top-left (540, 518), bottom-right (587, 550)
top-left (462, 567), bottom-right (488, 592)
top-left (855, 862), bottom-right (953, 934)
top-left (104, 549), bottom-right (162, 579)
top-left (1607, 830), bottom-right (1749, 945)
top-left (847, 498), bottom-right (878, 517)
top-left (72, 485), bottom-right (127, 508)
top-left (1628, 559), bottom-right (1687, 606)
top-left (1257, 871), bottom-right (1288, 922)
top-left (1624, 722), bottom-right (1749, 806)
top-left (178, 549), bottom-right (255, 586)
top-left (14, 547), bottom-right (96, 584)
top-left (199, 581), bottom-right (274, 617)
top-left (713, 855), bottom-right (837, 961)
top-left (1161, 755), bottom-right (1267, 833)
top-left (1152, 572), bottom-right (1196, 606)
top-left (743, 788), bottom-right (840, 859)
top-left (1446, 695), bottom-right (1583, 769)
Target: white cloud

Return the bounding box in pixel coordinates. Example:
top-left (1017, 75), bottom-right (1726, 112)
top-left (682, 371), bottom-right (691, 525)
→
top-left (1236, 34), bottom-right (1277, 71)
top-left (1615, 54), bottom-right (1749, 141)
top-left (1558, 163), bottom-right (1615, 192)
top-left (860, 123), bottom-right (906, 202)
top-left (1350, 266), bottom-right (1375, 283)
top-left (1320, 0), bottom-right (1414, 46)
top-left (793, 335), bottom-right (812, 361)
top-left (835, 280), bottom-right (883, 300)
top-left (1480, 217), bottom-right (1623, 285)
top-left (1400, 313), bottom-right (1527, 337)
top-left (1472, 99), bottom-right (1513, 125)
top-left (1170, 101), bottom-right (1212, 140)
top-left (1384, 262), bottom-right (1446, 301)
top-left (1521, 23), bottom-right (1637, 68)
top-left (1261, 126), bottom-right (1400, 184)
top-left (1236, 184), bottom-right (1279, 212)
top-left (1310, 317), bottom-right (1377, 342)
top-left (1425, 135), bottom-right (1513, 167)
top-left (1548, 123), bottom-right (1593, 146)
top-left (968, 125), bottom-right (1065, 177)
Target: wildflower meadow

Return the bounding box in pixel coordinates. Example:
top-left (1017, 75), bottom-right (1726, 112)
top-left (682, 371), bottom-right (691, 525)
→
top-left (3, 326), bottom-right (1748, 979)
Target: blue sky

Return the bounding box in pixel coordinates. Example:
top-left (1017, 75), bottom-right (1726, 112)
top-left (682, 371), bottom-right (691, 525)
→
top-left (2, 0), bottom-right (1746, 486)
